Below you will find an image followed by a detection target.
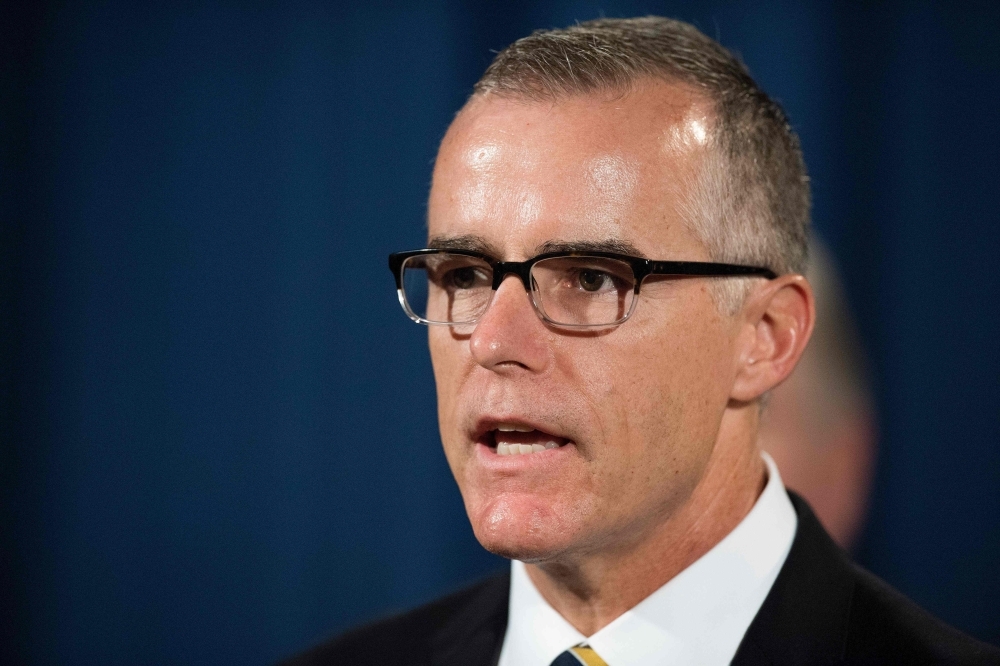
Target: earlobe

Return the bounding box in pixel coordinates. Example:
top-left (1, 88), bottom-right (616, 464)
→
top-left (731, 275), bottom-right (815, 402)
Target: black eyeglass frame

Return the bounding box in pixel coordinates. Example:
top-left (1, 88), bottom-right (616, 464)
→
top-left (388, 248), bottom-right (778, 327)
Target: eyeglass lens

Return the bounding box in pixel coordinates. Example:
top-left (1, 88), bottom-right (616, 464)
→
top-left (400, 253), bottom-right (636, 327)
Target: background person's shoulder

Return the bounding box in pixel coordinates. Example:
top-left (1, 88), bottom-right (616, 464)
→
top-left (276, 572), bottom-right (510, 666)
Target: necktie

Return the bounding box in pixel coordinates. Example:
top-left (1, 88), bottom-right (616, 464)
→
top-left (550, 644), bottom-right (609, 666)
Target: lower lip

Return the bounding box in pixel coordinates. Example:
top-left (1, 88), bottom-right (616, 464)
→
top-left (472, 440), bottom-right (575, 471)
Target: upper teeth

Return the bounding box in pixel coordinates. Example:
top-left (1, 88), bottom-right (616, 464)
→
top-left (496, 424), bottom-right (534, 432)
top-left (497, 442), bottom-right (560, 455)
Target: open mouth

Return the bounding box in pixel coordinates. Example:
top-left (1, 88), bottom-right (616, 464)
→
top-left (486, 423), bottom-right (570, 456)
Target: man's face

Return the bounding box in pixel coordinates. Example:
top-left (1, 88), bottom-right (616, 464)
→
top-left (427, 82), bottom-right (746, 562)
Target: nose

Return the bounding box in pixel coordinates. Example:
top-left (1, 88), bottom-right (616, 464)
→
top-left (469, 274), bottom-right (551, 373)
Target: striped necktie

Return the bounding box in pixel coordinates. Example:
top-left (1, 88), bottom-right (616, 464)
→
top-left (550, 644), bottom-right (609, 666)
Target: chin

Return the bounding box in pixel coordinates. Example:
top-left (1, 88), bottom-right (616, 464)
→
top-left (466, 492), bottom-right (578, 561)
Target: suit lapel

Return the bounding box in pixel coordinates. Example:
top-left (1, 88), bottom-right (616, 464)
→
top-left (429, 572), bottom-right (510, 666)
top-left (731, 492), bottom-right (855, 665)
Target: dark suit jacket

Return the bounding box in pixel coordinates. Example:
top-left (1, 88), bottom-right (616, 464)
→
top-left (281, 493), bottom-right (1000, 665)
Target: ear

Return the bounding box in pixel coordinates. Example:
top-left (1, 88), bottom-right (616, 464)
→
top-left (731, 274), bottom-right (816, 402)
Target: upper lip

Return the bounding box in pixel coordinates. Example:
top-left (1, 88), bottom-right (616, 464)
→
top-left (470, 416), bottom-right (569, 442)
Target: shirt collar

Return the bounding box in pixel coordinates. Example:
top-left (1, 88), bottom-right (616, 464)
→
top-left (497, 453), bottom-right (797, 666)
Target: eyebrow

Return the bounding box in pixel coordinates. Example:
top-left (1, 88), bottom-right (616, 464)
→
top-left (427, 234), bottom-right (502, 257)
top-left (536, 238), bottom-right (646, 258)
top-left (426, 234), bottom-right (646, 260)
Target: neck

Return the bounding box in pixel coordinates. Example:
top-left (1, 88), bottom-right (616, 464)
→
top-left (524, 404), bottom-right (766, 636)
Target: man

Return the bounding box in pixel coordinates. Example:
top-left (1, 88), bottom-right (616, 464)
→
top-left (284, 17), bottom-right (999, 666)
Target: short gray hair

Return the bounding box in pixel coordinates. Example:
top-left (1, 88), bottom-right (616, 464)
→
top-left (472, 16), bottom-right (810, 309)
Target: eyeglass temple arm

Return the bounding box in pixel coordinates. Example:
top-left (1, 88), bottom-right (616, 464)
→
top-left (645, 261), bottom-right (777, 280)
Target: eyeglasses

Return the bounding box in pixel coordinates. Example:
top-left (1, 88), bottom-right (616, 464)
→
top-left (388, 248), bottom-right (777, 329)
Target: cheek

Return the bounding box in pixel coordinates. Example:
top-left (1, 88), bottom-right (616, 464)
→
top-left (549, 337), bottom-right (673, 506)
top-left (565, 326), bottom-right (685, 441)
top-left (429, 328), bottom-right (469, 404)
top-left (428, 331), bottom-right (470, 468)
top-left (581, 308), bottom-right (732, 490)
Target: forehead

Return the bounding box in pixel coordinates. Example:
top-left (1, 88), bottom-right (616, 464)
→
top-left (429, 81), bottom-right (713, 259)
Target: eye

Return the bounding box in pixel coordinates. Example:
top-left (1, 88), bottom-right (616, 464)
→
top-left (448, 266), bottom-right (479, 289)
top-left (578, 269), bottom-right (610, 292)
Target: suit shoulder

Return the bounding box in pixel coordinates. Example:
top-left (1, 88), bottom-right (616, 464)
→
top-left (277, 573), bottom-right (509, 666)
top-left (845, 563), bottom-right (1000, 665)
top-left (736, 493), bottom-right (1000, 666)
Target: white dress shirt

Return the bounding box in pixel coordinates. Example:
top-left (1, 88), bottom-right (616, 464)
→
top-left (496, 453), bottom-right (797, 666)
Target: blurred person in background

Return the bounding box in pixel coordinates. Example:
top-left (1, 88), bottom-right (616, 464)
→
top-left (283, 16), bottom-right (999, 666)
top-left (759, 238), bottom-right (876, 549)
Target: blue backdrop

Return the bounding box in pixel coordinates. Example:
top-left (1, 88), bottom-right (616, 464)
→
top-left (2, 1), bottom-right (998, 664)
